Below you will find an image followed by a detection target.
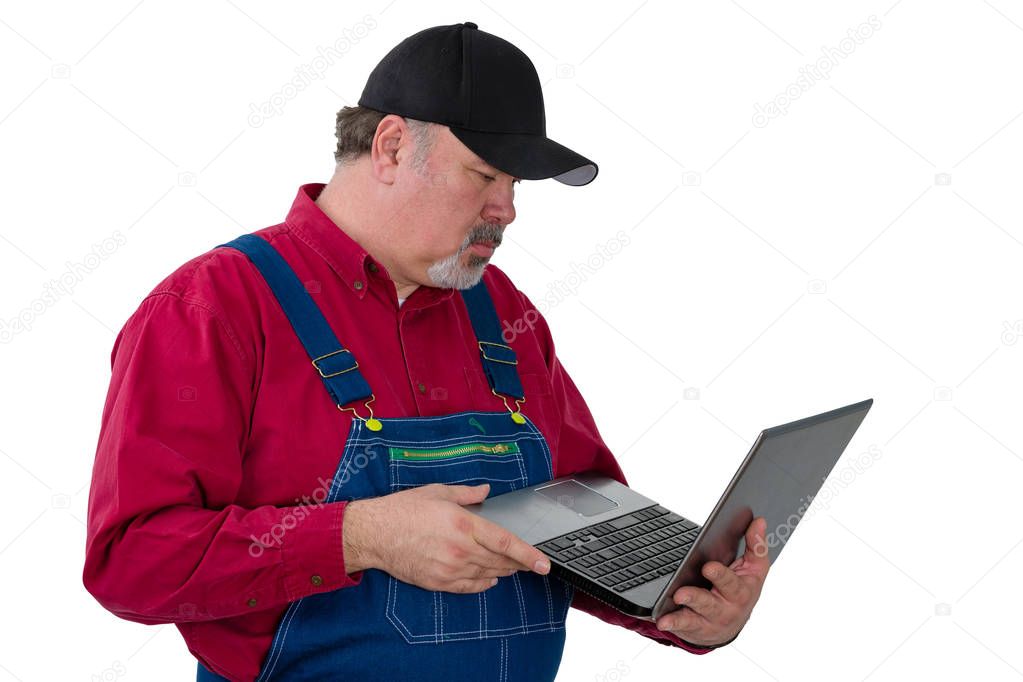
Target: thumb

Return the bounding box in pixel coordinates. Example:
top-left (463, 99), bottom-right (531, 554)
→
top-left (451, 483), bottom-right (491, 505)
top-left (745, 516), bottom-right (769, 562)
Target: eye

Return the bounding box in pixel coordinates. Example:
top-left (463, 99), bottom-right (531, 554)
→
top-left (476, 171), bottom-right (496, 182)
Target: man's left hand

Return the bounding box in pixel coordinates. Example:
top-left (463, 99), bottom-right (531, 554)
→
top-left (655, 516), bottom-right (770, 648)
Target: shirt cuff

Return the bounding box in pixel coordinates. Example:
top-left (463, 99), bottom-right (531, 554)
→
top-left (571, 590), bottom-right (716, 655)
top-left (656, 627), bottom-right (732, 652)
top-left (281, 500), bottom-right (363, 601)
top-left (631, 618), bottom-right (717, 654)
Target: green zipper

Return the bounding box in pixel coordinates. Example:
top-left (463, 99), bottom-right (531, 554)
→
top-left (389, 442), bottom-right (520, 461)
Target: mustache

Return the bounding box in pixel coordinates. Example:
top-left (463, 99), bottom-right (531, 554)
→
top-left (461, 222), bottom-right (504, 250)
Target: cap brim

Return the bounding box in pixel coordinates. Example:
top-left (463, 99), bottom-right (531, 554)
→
top-left (449, 127), bottom-right (598, 186)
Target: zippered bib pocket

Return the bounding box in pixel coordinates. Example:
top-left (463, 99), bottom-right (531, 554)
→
top-left (389, 440), bottom-right (527, 495)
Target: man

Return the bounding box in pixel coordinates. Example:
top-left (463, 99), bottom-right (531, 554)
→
top-left (83, 22), bottom-right (768, 681)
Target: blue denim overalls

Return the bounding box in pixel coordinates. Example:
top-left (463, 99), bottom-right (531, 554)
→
top-left (197, 235), bottom-right (573, 681)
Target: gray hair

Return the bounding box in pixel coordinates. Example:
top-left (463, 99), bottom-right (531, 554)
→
top-left (333, 105), bottom-right (436, 173)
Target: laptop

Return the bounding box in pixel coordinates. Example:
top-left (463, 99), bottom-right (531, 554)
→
top-left (465, 399), bottom-right (873, 621)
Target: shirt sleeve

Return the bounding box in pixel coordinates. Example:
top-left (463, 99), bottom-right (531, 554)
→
top-left (516, 290), bottom-right (715, 655)
top-left (83, 291), bottom-right (362, 625)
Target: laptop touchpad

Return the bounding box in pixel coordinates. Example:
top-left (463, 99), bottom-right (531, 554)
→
top-left (536, 480), bottom-right (618, 517)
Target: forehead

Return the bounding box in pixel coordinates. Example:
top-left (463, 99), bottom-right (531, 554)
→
top-left (436, 126), bottom-right (494, 169)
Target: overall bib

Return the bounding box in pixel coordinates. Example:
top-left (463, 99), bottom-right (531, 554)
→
top-left (197, 235), bottom-right (573, 681)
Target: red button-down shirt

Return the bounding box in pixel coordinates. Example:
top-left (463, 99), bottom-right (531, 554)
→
top-left (83, 183), bottom-right (711, 680)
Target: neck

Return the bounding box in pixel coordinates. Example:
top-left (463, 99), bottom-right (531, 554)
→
top-left (314, 164), bottom-right (421, 300)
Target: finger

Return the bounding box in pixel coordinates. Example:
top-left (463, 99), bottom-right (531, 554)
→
top-left (743, 516), bottom-right (769, 565)
top-left (656, 606), bottom-right (707, 635)
top-left (445, 483), bottom-right (491, 505)
top-left (472, 517), bottom-right (550, 574)
top-left (466, 557), bottom-right (523, 578)
top-left (444, 577), bottom-right (500, 594)
top-left (675, 584), bottom-right (720, 620)
top-left (467, 566), bottom-right (519, 579)
top-left (703, 561), bottom-right (748, 604)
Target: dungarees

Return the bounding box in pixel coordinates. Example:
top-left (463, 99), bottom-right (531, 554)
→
top-left (197, 235), bottom-right (573, 681)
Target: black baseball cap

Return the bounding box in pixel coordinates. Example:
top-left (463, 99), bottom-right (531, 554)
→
top-left (358, 21), bottom-right (598, 186)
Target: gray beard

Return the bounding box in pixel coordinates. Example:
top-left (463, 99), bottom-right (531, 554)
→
top-left (426, 250), bottom-right (489, 290)
top-left (426, 223), bottom-right (503, 290)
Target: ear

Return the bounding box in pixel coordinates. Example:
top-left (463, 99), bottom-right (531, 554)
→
top-left (370, 115), bottom-right (408, 185)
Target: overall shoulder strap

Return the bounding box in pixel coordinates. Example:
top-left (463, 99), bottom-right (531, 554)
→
top-left (219, 234), bottom-right (373, 406)
top-left (459, 280), bottom-right (525, 400)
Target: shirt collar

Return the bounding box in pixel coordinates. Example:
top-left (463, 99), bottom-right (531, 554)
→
top-left (284, 183), bottom-right (453, 309)
top-left (285, 183), bottom-right (376, 299)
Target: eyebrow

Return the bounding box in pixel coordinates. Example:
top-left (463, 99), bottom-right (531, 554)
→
top-left (472, 160), bottom-right (520, 182)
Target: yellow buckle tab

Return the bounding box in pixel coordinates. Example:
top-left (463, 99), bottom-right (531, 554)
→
top-left (338, 395), bottom-right (382, 431)
top-left (491, 388), bottom-right (526, 424)
top-left (312, 349), bottom-right (359, 379)
top-left (478, 341), bottom-right (518, 366)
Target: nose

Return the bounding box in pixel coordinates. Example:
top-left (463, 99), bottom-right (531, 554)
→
top-left (480, 178), bottom-right (516, 228)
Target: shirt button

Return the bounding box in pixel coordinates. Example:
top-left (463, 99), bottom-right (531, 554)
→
top-left (247, 597), bottom-right (258, 607)
top-left (353, 280), bottom-right (364, 290)
top-left (417, 383), bottom-right (426, 393)
top-left (310, 575), bottom-right (323, 587)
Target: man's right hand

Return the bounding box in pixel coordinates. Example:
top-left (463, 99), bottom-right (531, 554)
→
top-left (341, 483), bottom-right (551, 594)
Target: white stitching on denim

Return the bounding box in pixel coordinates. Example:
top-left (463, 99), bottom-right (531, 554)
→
top-left (327, 420), bottom-right (363, 502)
top-left (435, 592), bottom-right (441, 644)
top-left (511, 573), bottom-right (527, 631)
top-left (392, 457), bottom-right (525, 472)
top-left (385, 580), bottom-right (569, 641)
top-left (366, 431), bottom-right (544, 447)
top-left (542, 575), bottom-right (553, 627)
top-left (521, 414), bottom-right (555, 480)
top-left (256, 598), bottom-right (304, 681)
top-left (258, 410), bottom-right (564, 667)
top-left (379, 412), bottom-right (567, 643)
top-left (257, 420), bottom-right (364, 680)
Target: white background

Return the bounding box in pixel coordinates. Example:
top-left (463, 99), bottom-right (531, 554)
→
top-left (2, 0), bottom-right (1022, 680)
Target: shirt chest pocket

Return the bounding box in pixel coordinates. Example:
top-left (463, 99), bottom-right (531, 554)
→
top-left (384, 437), bottom-right (572, 643)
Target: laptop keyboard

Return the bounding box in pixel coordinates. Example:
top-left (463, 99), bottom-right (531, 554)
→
top-left (538, 505), bottom-right (701, 593)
